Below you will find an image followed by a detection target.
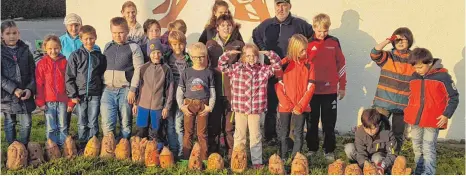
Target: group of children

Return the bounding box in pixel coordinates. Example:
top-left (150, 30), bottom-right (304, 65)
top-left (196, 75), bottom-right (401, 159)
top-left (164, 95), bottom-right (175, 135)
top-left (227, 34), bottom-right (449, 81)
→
top-left (1, 0), bottom-right (459, 174)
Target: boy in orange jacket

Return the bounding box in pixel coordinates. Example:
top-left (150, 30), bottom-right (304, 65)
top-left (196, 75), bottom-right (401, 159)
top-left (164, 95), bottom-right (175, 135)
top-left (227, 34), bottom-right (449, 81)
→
top-left (404, 48), bottom-right (459, 175)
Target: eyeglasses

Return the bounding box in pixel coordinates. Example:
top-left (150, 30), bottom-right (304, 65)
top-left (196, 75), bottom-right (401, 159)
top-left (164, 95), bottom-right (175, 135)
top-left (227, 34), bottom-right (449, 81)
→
top-left (191, 55), bottom-right (206, 60)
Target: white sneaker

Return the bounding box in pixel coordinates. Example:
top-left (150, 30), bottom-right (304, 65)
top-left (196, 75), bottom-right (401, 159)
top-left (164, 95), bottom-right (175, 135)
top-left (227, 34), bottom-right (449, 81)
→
top-left (306, 151), bottom-right (316, 158)
top-left (325, 152), bottom-right (335, 162)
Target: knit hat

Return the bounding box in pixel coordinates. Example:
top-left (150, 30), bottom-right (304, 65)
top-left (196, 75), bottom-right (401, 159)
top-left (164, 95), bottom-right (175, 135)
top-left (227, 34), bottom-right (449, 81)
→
top-left (63, 13), bottom-right (82, 25)
top-left (275, 0), bottom-right (290, 4)
top-left (147, 38), bottom-right (164, 55)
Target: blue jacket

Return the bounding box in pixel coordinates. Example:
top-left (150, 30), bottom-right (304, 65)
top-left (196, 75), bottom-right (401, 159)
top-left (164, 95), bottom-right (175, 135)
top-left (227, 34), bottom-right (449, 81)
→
top-left (60, 32), bottom-right (100, 59)
top-left (252, 14), bottom-right (314, 59)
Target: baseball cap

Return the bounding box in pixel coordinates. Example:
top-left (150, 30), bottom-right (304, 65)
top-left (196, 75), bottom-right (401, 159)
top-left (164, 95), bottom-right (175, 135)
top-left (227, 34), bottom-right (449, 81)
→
top-left (63, 13), bottom-right (82, 25)
top-left (275, 0), bottom-right (291, 4)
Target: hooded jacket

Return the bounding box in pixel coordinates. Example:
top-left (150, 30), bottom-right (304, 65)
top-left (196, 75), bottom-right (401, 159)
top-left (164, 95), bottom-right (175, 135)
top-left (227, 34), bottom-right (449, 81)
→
top-left (404, 59), bottom-right (459, 129)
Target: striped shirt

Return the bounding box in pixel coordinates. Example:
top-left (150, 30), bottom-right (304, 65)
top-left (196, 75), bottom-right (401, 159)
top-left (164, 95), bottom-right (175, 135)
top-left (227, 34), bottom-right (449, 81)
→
top-left (370, 48), bottom-right (415, 113)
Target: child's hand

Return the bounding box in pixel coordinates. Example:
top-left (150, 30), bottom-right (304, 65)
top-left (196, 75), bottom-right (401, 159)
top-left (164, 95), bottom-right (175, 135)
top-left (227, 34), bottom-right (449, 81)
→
top-left (14, 88), bottom-right (24, 98)
top-left (67, 106), bottom-right (73, 112)
top-left (292, 107), bottom-right (302, 115)
top-left (20, 89), bottom-right (31, 100)
top-left (71, 98), bottom-right (80, 104)
top-left (181, 105), bottom-right (192, 116)
top-left (199, 106), bottom-right (211, 116)
top-left (436, 115), bottom-right (448, 127)
top-left (162, 108), bottom-right (169, 119)
top-left (226, 50), bottom-right (241, 56)
top-left (127, 91), bottom-right (136, 104)
top-left (338, 90), bottom-right (346, 100)
top-left (39, 106), bottom-right (47, 111)
top-left (132, 105), bottom-right (138, 115)
top-left (259, 50), bottom-right (271, 57)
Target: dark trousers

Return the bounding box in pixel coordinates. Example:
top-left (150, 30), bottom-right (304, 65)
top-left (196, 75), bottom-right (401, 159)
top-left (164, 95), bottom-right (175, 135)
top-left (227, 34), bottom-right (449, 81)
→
top-left (182, 98), bottom-right (209, 160)
top-left (264, 77), bottom-right (279, 140)
top-left (375, 107), bottom-right (405, 153)
top-left (278, 112), bottom-right (307, 159)
top-left (208, 96), bottom-right (234, 157)
top-left (307, 94), bottom-right (338, 153)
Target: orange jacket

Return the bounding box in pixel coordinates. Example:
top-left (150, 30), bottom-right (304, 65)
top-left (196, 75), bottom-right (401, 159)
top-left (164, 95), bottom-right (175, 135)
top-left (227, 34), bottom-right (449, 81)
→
top-left (275, 58), bottom-right (315, 113)
top-left (404, 59), bottom-right (459, 129)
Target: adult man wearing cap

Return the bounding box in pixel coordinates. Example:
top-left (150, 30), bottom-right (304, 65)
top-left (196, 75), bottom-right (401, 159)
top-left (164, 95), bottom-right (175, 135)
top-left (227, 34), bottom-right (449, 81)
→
top-left (252, 0), bottom-right (314, 143)
top-left (60, 13), bottom-right (100, 59)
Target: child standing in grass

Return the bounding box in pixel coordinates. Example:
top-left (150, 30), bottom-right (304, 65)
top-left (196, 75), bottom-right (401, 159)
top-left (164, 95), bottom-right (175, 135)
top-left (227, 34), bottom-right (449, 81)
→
top-left (276, 34), bottom-right (315, 160)
top-left (132, 38), bottom-right (174, 147)
top-left (65, 25), bottom-right (106, 142)
top-left (177, 42), bottom-right (215, 161)
top-left (36, 35), bottom-right (74, 147)
top-left (405, 48), bottom-right (459, 175)
top-left (218, 43), bottom-right (281, 169)
top-left (1, 20), bottom-right (36, 145)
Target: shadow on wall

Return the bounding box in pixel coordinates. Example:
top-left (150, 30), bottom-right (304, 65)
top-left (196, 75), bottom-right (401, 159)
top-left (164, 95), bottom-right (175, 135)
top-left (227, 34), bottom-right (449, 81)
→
top-left (186, 32), bottom-right (201, 46)
top-left (447, 47), bottom-right (465, 140)
top-left (330, 9), bottom-right (379, 133)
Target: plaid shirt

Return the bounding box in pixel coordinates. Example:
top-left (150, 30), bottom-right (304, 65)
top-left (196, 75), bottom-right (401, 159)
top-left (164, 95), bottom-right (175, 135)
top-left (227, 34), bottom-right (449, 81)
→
top-left (218, 51), bottom-right (281, 114)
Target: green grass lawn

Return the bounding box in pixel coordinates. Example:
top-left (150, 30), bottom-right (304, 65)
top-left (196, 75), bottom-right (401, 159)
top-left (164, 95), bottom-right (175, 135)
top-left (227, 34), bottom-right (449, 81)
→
top-left (1, 115), bottom-right (464, 175)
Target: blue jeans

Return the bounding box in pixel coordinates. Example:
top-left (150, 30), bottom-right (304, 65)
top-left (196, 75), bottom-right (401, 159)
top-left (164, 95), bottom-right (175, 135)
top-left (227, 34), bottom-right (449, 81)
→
top-left (2, 113), bottom-right (31, 145)
top-left (77, 96), bottom-right (100, 141)
top-left (167, 104), bottom-right (184, 157)
top-left (410, 125), bottom-right (439, 175)
top-left (101, 87), bottom-right (132, 139)
top-left (45, 102), bottom-right (69, 146)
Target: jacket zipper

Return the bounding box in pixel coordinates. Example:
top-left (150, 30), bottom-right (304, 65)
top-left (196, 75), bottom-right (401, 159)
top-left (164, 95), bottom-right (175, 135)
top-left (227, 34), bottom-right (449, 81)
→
top-left (86, 51), bottom-right (92, 97)
top-left (52, 60), bottom-right (58, 98)
top-left (414, 78), bottom-right (425, 125)
top-left (279, 24), bottom-right (283, 37)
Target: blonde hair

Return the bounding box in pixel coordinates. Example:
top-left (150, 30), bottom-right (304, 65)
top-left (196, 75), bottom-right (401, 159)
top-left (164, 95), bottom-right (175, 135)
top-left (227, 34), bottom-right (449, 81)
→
top-left (188, 42), bottom-right (208, 57)
top-left (42, 34), bottom-right (62, 50)
top-left (168, 30), bottom-right (187, 44)
top-left (286, 34), bottom-right (308, 61)
top-left (121, 1), bottom-right (137, 12)
top-left (168, 19), bottom-right (187, 34)
top-left (240, 43), bottom-right (260, 63)
top-left (312, 13), bottom-right (331, 29)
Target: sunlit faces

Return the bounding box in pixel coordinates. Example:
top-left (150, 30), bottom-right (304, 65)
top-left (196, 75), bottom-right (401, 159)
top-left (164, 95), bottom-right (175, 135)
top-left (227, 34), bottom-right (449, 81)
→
top-left (217, 21), bottom-right (233, 40)
top-left (170, 40), bottom-right (186, 55)
top-left (413, 62), bottom-right (432, 76)
top-left (111, 25), bottom-right (129, 44)
top-left (66, 23), bottom-right (81, 38)
top-left (363, 125), bottom-right (379, 136)
top-left (147, 24), bottom-right (161, 40)
top-left (45, 40), bottom-right (61, 60)
top-left (314, 27), bottom-right (329, 40)
top-left (214, 5), bottom-right (229, 18)
top-left (395, 36), bottom-right (409, 51)
top-left (81, 33), bottom-right (96, 51)
top-left (243, 47), bottom-right (258, 65)
top-left (275, 2), bottom-right (291, 22)
top-left (190, 50), bottom-right (208, 67)
top-left (150, 50), bottom-right (162, 64)
top-left (122, 6), bottom-right (137, 24)
top-left (1, 26), bottom-right (20, 46)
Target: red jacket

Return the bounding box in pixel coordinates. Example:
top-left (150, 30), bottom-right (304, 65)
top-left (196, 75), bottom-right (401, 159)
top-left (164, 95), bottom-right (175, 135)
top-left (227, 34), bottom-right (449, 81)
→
top-left (35, 54), bottom-right (74, 108)
top-left (404, 59), bottom-right (459, 129)
top-left (307, 35), bottom-right (346, 94)
top-left (276, 58), bottom-right (315, 113)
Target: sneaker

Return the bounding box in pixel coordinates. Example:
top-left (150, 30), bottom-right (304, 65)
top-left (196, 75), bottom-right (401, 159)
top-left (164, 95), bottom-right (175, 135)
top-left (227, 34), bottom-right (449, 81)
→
top-left (325, 152), bottom-right (335, 162)
top-left (252, 164), bottom-right (264, 169)
top-left (306, 151), bottom-right (316, 158)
